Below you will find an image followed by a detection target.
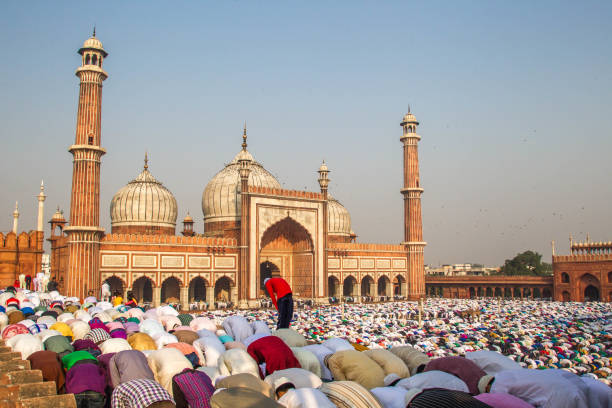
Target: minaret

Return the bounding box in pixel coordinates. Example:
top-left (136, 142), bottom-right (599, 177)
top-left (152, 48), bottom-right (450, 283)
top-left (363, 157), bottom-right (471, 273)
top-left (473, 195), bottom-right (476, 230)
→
top-left (237, 124), bottom-right (252, 308)
top-left (63, 31), bottom-right (108, 300)
top-left (12, 202), bottom-right (19, 234)
top-left (400, 108), bottom-right (426, 300)
top-left (318, 161), bottom-right (330, 299)
top-left (37, 180), bottom-right (46, 232)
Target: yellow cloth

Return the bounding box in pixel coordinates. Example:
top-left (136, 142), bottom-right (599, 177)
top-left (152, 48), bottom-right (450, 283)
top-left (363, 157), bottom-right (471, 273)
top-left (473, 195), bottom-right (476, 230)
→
top-left (49, 322), bottom-right (74, 340)
top-left (112, 296), bottom-right (123, 306)
top-left (127, 332), bottom-right (156, 351)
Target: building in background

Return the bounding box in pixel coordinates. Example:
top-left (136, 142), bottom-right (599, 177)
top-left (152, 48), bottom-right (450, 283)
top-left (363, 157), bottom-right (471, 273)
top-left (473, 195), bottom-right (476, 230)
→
top-left (49, 33), bottom-right (426, 306)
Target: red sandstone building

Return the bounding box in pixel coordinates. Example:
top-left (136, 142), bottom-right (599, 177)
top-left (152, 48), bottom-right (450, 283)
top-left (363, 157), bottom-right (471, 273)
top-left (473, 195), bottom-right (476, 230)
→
top-left (49, 33), bottom-right (427, 307)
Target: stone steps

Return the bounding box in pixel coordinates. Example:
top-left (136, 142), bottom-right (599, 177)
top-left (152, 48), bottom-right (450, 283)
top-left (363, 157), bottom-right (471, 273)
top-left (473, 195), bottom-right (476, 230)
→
top-left (0, 345), bottom-right (76, 408)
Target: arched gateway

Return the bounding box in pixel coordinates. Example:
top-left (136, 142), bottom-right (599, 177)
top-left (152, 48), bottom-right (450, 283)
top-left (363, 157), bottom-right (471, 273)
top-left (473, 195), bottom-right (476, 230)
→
top-left (259, 217), bottom-right (314, 298)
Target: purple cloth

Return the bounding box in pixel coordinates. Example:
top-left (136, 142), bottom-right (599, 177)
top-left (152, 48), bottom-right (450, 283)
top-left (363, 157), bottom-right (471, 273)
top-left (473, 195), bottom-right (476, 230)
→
top-left (97, 353), bottom-right (117, 389)
top-left (65, 363), bottom-right (106, 394)
top-left (73, 339), bottom-right (101, 353)
top-left (89, 317), bottom-right (109, 333)
top-left (475, 393), bottom-right (534, 408)
top-left (172, 368), bottom-right (214, 408)
top-left (110, 328), bottom-right (128, 339)
top-left (424, 356), bottom-right (487, 395)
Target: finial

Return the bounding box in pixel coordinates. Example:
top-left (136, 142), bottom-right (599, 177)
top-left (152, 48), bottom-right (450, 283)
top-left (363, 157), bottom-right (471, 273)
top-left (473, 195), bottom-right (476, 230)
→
top-left (407, 104), bottom-right (411, 113)
top-left (586, 233), bottom-right (590, 243)
top-left (144, 151), bottom-right (149, 170)
top-left (56, 205), bottom-right (60, 212)
top-left (14, 201), bottom-right (18, 210)
top-left (242, 122), bottom-right (247, 150)
top-left (40, 179), bottom-right (44, 192)
top-left (551, 240), bottom-right (556, 256)
top-left (93, 26), bottom-right (96, 37)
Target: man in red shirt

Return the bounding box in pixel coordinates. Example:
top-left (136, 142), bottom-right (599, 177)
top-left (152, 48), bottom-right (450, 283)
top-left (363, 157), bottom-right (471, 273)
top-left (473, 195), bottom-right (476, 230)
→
top-left (264, 277), bottom-right (293, 329)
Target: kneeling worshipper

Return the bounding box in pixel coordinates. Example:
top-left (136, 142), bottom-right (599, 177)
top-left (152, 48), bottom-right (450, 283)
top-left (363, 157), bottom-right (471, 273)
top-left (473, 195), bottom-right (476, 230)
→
top-left (246, 335), bottom-right (301, 377)
top-left (111, 378), bottom-right (175, 408)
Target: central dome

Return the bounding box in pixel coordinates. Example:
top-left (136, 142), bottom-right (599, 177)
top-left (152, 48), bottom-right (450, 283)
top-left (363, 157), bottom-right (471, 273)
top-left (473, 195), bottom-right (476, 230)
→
top-left (110, 157), bottom-right (178, 235)
top-left (202, 148), bottom-right (281, 226)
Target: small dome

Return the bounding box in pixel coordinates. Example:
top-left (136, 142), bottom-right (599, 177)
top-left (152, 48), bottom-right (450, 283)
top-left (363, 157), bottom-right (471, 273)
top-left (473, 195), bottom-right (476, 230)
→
top-left (183, 213), bottom-right (193, 223)
top-left (110, 162), bottom-right (177, 232)
top-left (328, 196), bottom-right (352, 236)
top-left (79, 34), bottom-right (107, 57)
top-left (51, 207), bottom-right (65, 221)
top-left (319, 161), bottom-right (329, 172)
top-left (402, 111), bottom-right (418, 123)
top-left (202, 148), bottom-right (281, 224)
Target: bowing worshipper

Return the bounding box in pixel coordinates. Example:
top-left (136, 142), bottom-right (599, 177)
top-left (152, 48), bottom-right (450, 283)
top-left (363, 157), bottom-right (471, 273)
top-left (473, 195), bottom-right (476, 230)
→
top-left (215, 372), bottom-right (276, 399)
top-left (210, 387), bottom-right (283, 408)
top-left (391, 370), bottom-right (470, 393)
top-left (362, 349), bottom-right (410, 378)
top-left (246, 335), bottom-right (301, 377)
top-left (44, 334), bottom-right (74, 357)
top-left (264, 277), bottom-right (293, 329)
top-left (217, 348), bottom-right (261, 378)
top-left (465, 350), bottom-right (523, 376)
top-left (65, 359), bottom-right (107, 408)
top-left (27, 350), bottom-right (66, 393)
top-left (171, 368), bottom-right (215, 408)
top-left (389, 345), bottom-right (431, 376)
top-left (370, 386), bottom-right (410, 408)
top-left (325, 349), bottom-right (386, 389)
top-left (264, 367), bottom-right (322, 390)
top-left (488, 369), bottom-right (589, 408)
top-left (474, 393), bottom-right (535, 408)
top-left (147, 348), bottom-right (194, 396)
top-left (273, 377), bottom-right (335, 408)
top-left (423, 355), bottom-right (491, 395)
top-left (319, 381), bottom-right (384, 408)
top-left (111, 378), bottom-right (175, 408)
top-left (579, 376), bottom-right (612, 408)
top-left (109, 350), bottom-right (155, 388)
top-left (221, 315), bottom-right (253, 343)
top-left (405, 388), bottom-right (494, 408)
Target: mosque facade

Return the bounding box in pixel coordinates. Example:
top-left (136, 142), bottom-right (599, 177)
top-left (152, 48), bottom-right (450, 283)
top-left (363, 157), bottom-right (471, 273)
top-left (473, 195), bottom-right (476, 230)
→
top-left (47, 33), bottom-right (426, 307)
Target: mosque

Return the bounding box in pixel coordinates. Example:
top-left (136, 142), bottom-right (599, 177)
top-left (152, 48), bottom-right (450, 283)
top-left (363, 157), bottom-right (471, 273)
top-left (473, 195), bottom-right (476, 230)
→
top-left (46, 32), bottom-right (427, 307)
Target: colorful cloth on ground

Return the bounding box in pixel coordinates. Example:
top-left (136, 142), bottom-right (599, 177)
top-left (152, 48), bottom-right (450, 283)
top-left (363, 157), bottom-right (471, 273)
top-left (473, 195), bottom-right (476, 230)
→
top-left (111, 378), bottom-right (174, 408)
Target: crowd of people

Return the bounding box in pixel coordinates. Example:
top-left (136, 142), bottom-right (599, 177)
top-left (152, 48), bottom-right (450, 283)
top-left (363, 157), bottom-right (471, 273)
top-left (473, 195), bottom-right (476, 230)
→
top-left (0, 284), bottom-right (611, 407)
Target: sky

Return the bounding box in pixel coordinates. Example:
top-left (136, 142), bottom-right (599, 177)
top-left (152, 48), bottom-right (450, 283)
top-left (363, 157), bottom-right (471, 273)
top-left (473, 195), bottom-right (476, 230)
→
top-left (1, 1), bottom-right (611, 266)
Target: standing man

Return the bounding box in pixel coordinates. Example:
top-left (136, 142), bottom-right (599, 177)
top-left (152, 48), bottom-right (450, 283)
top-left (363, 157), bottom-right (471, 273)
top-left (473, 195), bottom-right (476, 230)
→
top-left (264, 277), bottom-right (293, 329)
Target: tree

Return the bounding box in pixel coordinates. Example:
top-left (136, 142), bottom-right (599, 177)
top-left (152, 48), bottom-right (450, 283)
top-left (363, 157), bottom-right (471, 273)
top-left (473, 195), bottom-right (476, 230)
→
top-left (497, 250), bottom-right (552, 276)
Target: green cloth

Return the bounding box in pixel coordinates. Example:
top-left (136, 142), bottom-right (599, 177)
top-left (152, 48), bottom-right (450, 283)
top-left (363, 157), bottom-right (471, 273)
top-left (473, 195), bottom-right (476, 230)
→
top-left (61, 350), bottom-right (97, 371)
top-left (127, 317), bottom-right (140, 324)
top-left (177, 314), bottom-right (194, 326)
top-left (44, 335), bottom-right (74, 355)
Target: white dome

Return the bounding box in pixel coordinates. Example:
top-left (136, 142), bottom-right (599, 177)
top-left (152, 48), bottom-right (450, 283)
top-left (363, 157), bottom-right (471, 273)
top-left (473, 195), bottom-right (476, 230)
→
top-left (202, 149), bottom-right (281, 223)
top-left (110, 164), bottom-right (177, 230)
top-left (328, 196), bottom-right (352, 236)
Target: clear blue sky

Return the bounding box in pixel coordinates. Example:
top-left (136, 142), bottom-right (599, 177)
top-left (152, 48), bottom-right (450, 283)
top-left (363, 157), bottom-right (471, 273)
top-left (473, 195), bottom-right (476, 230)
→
top-left (1, 1), bottom-right (611, 266)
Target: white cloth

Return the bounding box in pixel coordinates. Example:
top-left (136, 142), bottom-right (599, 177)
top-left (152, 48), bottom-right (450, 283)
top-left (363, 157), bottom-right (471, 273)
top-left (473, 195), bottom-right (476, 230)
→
top-left (301, 344), bottom-right (334, 381)
top-left (193, 336), bottom-right (226, 367)
top-left (153, 332), bottom-right (178, 349)
top-left (251, 320), bottom-right (271, 335)
top-left (290, 347), bottom-right (322, 378)
top-left (8, 334), bottom-right (43, 359)
top-left (217, 348), bottom-right (260, 378)
top-left (146, 348), bottom-right (192, 396)
top-left (278, 388), bottom-right (335, 408)
top-left (139, 319), bottom-right (165, 338)
top-left (321, 337), bottom-right (353, 352)
top-left (370, 387), bottom-right (409, 408)
top-left (99, 338), bottom-right (132, 354)
top-left (222, 316), bottom-right (253, 343)
top-left (396, 370), bottom-right (469, 393)
top-left (465, 350), bottom-right (522, 375)
top-left (580, 377), bottom-right (612, 408)
top-left (490, 369), bottom-right (589, 408)
top-left (264, 368), bottom-right (322, 389)
top-left (190, 317), bottom-right (217, 332)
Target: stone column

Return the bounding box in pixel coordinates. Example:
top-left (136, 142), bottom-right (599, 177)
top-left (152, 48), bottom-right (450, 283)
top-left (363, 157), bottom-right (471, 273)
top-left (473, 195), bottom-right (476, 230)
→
top-left (153, 287), bottom-right (161, 307)
top-left (386, 281), bottom-right (393, 297)
top-left (180, 286), bottom-right (189, 311)
top-left (231, 286), bottom-right (238, 307)
top-left (401, 281), bottom-right (407, 298)
top-left (206, 286), bottom-right (215, 310)
top-left (123, 287), bottom-right (131, 301)
top-left (355, 281), bottom-right (361, 303)
top-left (371, 282), bottom-right (378, 301)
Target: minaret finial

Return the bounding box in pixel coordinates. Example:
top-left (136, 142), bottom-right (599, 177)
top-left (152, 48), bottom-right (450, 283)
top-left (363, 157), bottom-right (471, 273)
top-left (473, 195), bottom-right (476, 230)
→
top-left (144, 151), bottom-right (149, 170)
top-left (93, 26), bottom-right (96, 37)
top-left (408, 104), bottom-right (411, 113)
top-left (242, 122), bottom-right (247, 150)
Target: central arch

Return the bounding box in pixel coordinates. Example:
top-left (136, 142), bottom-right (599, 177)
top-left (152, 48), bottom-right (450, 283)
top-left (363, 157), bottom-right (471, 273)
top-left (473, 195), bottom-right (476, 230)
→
top-left (580, 273), bottom-right (600, 302)
top-left (132, 276), bottom-right (153, 303)
top-left (260, 216), bottom-right (314, 298)
top-left (259, 260), bottom-right (280, 294)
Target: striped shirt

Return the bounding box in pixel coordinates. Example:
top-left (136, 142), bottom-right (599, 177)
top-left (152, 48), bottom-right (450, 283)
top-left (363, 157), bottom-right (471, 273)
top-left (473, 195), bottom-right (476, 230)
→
top-left (407, 388), bottom-right (493, 408)
top-left (111, 379), bottom-right (174, 408)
